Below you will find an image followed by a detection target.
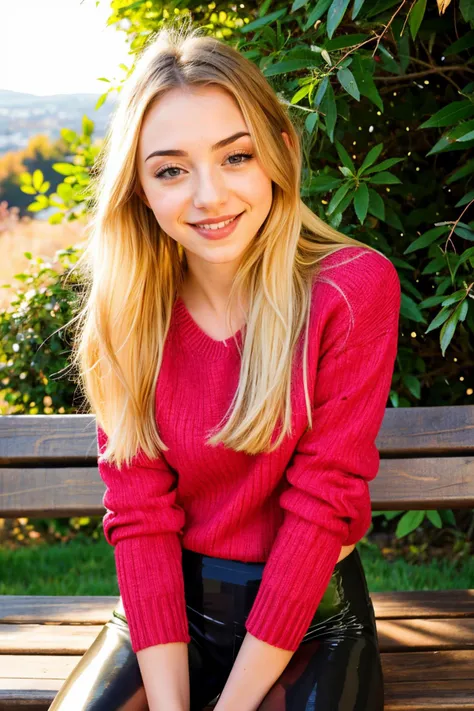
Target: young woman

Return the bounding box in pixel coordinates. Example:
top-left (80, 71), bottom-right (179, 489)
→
top-left (49, 22), bottom-right (400, 711)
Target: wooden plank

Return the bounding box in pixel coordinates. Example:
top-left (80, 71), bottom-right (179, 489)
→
top-left (1, 456), bottom-right (474, 518)
top-left (382, 650), bottom-right (474, 682)
top-left (0, 655), bottom-right (82, 680)
top-left (378, 405), bottom-right (474, 456)
top-left (0, 625), bottom-right (104, 655)
top-left (2, 618), bottom-right (474, 655)
top-left (1, 654), bottom-right (474, 711)
top-left (371, 590), bottom-right (474, 619)
top-left (2, 590), bottom-right (474, 625)
top-left (1, 408), bottom-right (474, 464)
top-left (0, 596), bottom-right (118, 625)
top-left (384, 680), bottom-right (474, 711)
top-left (377, 618), bottom-right (474, 652)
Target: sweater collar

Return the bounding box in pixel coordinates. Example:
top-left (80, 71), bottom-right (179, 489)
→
top-left (172, 296), bottom-right (245, 360)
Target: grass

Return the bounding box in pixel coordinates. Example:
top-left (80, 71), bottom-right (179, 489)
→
top-left (1, 538), bottom-right (473, 595)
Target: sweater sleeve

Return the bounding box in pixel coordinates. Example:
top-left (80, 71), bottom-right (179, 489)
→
top-left (244, 254), bottom-right (401, 651)
top-left (97, 425), bottom-right (191, 653)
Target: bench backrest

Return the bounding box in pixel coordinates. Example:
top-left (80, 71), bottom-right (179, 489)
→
top-left (0, 407), bottom-right (473, 518)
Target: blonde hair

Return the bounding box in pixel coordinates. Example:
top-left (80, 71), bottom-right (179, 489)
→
top-left (69, 21), bottom-right (385, 468)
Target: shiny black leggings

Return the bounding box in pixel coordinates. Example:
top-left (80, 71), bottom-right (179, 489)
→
top-left (48, 546), bottom-right (384, 710)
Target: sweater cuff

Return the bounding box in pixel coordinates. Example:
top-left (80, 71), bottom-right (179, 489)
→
top-left (244, 524), bottom-right (343, 651)
top-left (114, 534), bottom-right (191, 653)
top-left (120, 589), bottom-right (191, 653)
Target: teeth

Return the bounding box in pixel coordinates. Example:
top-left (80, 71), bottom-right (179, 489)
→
top-left (197, 216), bottom-right (237, 230)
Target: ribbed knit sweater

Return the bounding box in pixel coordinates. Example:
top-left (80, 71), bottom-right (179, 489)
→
top-left (96, 245), bottom-right (401, 654)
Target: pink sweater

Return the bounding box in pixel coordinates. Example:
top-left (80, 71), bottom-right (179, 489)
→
top-left (97, 246), bottom-right (401, 654)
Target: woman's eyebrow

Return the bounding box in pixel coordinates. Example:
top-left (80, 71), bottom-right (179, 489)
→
top-left (145, 131), bottom-right (251, 161)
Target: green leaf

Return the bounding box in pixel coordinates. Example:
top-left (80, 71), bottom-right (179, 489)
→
top-left (20, 186), bottom-right (37, 195)
top-left (304, 174), bottom-right (342, 194)
top-left (367, 188), bottom-right (385, 220)
top-left (409, 0), bottom-right (426, 41)
top-left (351, 0), bottom-right (366, 19)
top-left (24, 252), bottom-right (32, 260)
top-left (32, 170), bottom-right (44, 191)
top-left (440, 509), bottom-right (456, 526)
top-left (361, 157), bottom-right (404, 176)
top-left (351, 54), bottom-right (383, 111)
top-left (321, 80), bottom-right (337, 142)
top-left (49, 212), bottom-right (64, 225)
top-left (368, 171), bottom-right (401, 185)
top-left (241, 8), bottom-right (287, 33)
top-left (53, 163), bottom-right (76, 176)
top-left (326, 0), bottom-right (351, 39)
top-left (291, 84), bottom-right (312, 104)
top-left (403, 374), bottom-right (421, 399)
top-left (358, 143), bottom-right (384, 174)
top-left (426, 305), bottom-right (454, 334)
top-left (457, 129), bottom-right (474, 143)
top-left (441, 289), bottom-right (468, 307)
top-left (19, 171), bottom-right (32, 186)
top-left (444, 30), bottom-right (474, 55)
top-left (303, 0), bottom-right (333, 30)
top-left (403, 225), bottom-right (447, 254)
top-left (419, 100), bottom-right (474, 129)
top-left (327, 182), bottom-right (352, 215)
top-left (353, 182), bottom-right (369, 224)
top-left (460, 0), bottom-right (474, 22)
top-left (426, 510), bottom-right (443, 529)
top-left (57, 183), bottom-right (73, 201)
top-left (313, 77), bottom-right (329, 108)
top-left (38, 181), bottom-right (51, 194)
top-left (27, 202), bottom-right (45, 212)
top-left (396, 510), bottom-right (425, 538)
top-left (82, 115), bottom-right (94, 137)
top-left (401, 293), bottom-right (425, 323)
top-left (291, 0), bottom-right (309, 11)
top-left (440, 304), bottom-right (461, 356)
top-left (336, 68), bottom-right (360, 100)
top-left (264, 58), bottom-right (317, 76)
top-left (305, 112), bottom-right (319, 134)
top-left (334, 140), bottom-right (355, 172)
top-left (453, 247), bottom-right (474, 280)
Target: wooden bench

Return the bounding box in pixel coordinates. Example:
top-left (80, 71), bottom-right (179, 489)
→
top-left (1, 407), bottom-right (473, 711)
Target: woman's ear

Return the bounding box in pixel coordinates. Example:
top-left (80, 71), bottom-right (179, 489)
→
top-left (281, 131), bottom-right (292, 151)
top-left (135, 183), bottom-right (151, 209)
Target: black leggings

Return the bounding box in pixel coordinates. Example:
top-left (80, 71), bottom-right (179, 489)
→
top-left (48, 546), bottom-right (384, 711)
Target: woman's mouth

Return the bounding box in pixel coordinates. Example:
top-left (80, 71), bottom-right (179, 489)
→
top-left (189, 212), bottom-right (244, 240)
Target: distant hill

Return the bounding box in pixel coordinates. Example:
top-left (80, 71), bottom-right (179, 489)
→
top-left (0, 89), bottom-right (116, 155)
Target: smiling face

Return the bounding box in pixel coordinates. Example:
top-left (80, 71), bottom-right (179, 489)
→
top-left (136, 85), bottom-right (275, 278)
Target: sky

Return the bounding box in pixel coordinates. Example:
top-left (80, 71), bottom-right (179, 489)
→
top-left (2, 0), bottom-right (130, 96)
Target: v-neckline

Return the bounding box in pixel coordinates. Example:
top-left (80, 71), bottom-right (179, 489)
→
top-left (173, 296), bottom-right (245, 359)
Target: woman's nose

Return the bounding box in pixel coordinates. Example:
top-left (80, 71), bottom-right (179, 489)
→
top-left (192, 169), bottom-right (228, 208)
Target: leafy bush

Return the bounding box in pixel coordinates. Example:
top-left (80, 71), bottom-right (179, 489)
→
top-left (3, 0), bottom-right (473, 547)
top-left (0, 246), bottom-right (83, 414)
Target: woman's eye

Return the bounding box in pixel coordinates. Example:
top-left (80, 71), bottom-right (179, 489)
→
top-left (154, 151), bottom-right (253, 181)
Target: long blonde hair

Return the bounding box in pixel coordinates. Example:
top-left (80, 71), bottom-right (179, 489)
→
top-left (70, 21), bottom-right (385, 468)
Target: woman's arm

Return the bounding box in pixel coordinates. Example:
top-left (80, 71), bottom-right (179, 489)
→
top-left (137, 642), bottom-right (190, 711)
top-left (214, 632), bottom-right (294, 711)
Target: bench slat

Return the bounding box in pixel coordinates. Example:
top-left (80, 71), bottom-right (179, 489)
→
top-left (2, 591), bottom-right (474, 624)
top-left (2, 407), bottom-right (473, 464)
top-left (383, 649), bottom-right (474, 681)
top-left (384, 680), bottom-right (474, 711)
top-left (2, 618), bottom-right (474, 655)
top-left (1, 653), bottom-right (474, 711)
top-left (1, 455), bottom-right (474, 518)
